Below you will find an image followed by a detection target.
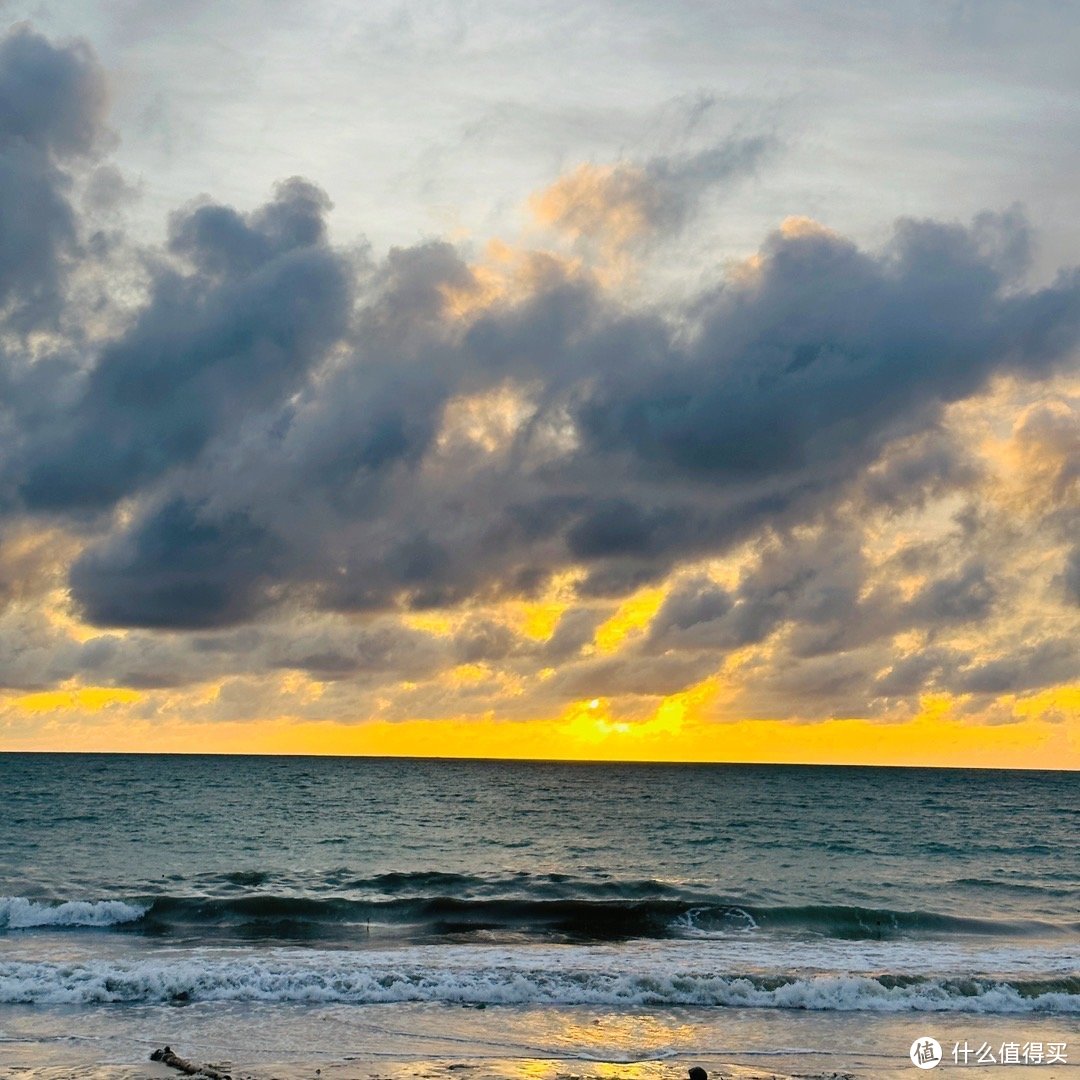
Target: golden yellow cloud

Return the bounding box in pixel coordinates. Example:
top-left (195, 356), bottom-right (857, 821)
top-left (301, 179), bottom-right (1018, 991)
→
top-left (529, 162), bottom-right (657, 251)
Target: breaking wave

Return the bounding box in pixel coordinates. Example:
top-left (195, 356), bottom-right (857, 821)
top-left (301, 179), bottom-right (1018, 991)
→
top-left (1, 953), bottom-right (1076, 1012)
top-left (0, 897), bottom-right (148, 930)
top-left (1, 885), bottom-right (1071, 943)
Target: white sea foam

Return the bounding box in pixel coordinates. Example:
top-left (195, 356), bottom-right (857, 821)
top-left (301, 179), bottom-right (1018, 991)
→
top-left (672, 905), bottom-right (759, 935)
top-left (0, 897), bottom-right (147, 929)
top-left (0, 951), bottom-right (1075, 1013)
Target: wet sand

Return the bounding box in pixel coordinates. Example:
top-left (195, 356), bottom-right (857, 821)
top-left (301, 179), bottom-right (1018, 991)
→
top-left (3, 1051), bottom-right (1076, 1080)
top-left (2, 1000), bottom-right (1075, 1080)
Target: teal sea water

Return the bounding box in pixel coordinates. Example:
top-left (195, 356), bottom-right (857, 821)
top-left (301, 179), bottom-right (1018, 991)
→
top-left (0, 754), bottom-right (1077, 1071)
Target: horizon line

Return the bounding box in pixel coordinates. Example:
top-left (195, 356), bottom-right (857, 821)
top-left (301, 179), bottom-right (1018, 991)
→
top-left (1, 748), bottom-right (1075, 773)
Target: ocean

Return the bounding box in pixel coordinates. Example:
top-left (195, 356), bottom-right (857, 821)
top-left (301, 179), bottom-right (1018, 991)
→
top-left (1, 754), bottom-right (1077, 1077)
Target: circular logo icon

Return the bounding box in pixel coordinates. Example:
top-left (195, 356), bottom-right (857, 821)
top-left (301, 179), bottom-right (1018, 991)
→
top-left (910, 1037), bottom-right (942, 1069)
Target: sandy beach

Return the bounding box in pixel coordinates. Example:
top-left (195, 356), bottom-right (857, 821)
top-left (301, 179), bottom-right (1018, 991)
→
top-left (1, 1061), bottom-right (835, 1080)
top-left (2, 1000), bottom-right (1076, 1080)
top-left (4, 1054), bottom-right (1077, 1080)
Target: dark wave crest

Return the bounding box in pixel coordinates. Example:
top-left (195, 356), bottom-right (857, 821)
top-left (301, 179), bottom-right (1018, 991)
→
top-left (5, 886), bottom-right (1075, 944)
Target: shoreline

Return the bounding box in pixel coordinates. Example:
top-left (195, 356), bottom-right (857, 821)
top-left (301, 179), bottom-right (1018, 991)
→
top-left (2, 1002), bottom-right (1076, 1080)
top-left (4, 1053), bottom-right (1076, 1080)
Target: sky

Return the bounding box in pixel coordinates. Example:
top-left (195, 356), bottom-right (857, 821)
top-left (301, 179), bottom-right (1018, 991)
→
top-left (0, 0), bottom-right (1078, 766)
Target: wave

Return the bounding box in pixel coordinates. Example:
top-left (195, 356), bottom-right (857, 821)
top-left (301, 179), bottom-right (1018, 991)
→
top-left (0, 897), bottom-right (147, 930)
top-left (1, 953), bottom-right (1076, 1013)
top-left (3, 889), bottom-right (1072, 944)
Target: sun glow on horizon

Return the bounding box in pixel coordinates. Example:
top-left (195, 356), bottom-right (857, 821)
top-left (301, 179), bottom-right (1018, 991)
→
top-left (3, 675), bottom-right (1077, 769)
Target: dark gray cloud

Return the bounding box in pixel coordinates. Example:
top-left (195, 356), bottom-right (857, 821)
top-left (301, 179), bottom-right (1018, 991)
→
top-left (955, 639), bottom-right (1080, 696)
top-left (1062, 546), bottom-right (1080, 606)
top-left (907, 561), bottom-right (996, 626)
top-left (577, 211), bottom-right (1070, 482)
top-left (648, 576), bottom-right (732, 636)
top-left (53, 208), bottom-right (1080, 637)
top-left (873, 647), bottom-right (963, 699)
top-left (546, 648), bottom-right (722, 701)
top-left (0, 25), bottom-right (108, 328)
top-left (739, 649), bottom-right (878, 718)
top-left (17, 178), bottom-right (354, 511)
top-left (69, 498), bottom-right (287, 629)
top-left (0, 26), bottom-right (106, 156)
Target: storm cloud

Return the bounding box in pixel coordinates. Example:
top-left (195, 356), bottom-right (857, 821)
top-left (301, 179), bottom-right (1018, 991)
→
top-left (25, 198), bottom-right (1080, 633)
top-left (18, 178), bottom-right (354, 511)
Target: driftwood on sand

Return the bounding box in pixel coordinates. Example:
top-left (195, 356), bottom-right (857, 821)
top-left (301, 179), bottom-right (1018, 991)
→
top-left (150, 1045), bottom-right (232, 1080)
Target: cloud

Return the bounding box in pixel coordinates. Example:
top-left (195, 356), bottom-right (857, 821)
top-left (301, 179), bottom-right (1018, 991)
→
top-left (576, 212), bottom-right (1073, 483)
top-left (649, 576), bottom-right (732, 637)
top-left (46, 206), bottom-right (1079, 642)
top-left (69, 498), bottom-right (287, 629)
top-left (955, 639), bottom-right (1080, 696)
top-left (0, 25), bottom-right (108, 328)
top-left (1002, 398), bottom-right (1080, 511)
top-left (873, 647), bottom-right (960, 699)
top-left (906, 560), bottom-right (996, 625)
top-left (1062, 546), bottom-right (1080, 605)
top-left (858, 428), bottom-right (981, 512)
top-left (15, 178), bottom-right (355, 511)
top-left (530, 136), bottom-right (771, 252)
top-left (0, 523), bottom-right (79, 613)
top-left (0, 24), bottom-right (1077, 733)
